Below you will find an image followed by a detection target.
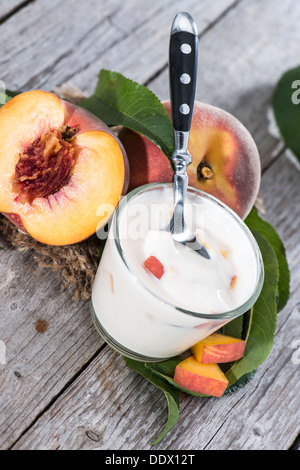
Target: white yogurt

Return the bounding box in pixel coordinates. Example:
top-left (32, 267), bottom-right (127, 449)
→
top-left (91, 184), bottom-right (263, 361)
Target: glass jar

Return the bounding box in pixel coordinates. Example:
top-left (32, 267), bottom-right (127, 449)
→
top-left (91, 183), bottom-right (264, 362)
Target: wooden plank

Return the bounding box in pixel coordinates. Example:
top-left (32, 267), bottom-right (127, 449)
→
top-left (11, 152), bottom-right (300, 450)
top-left (11, 0), bottom-right (296, 172)
top-left (149, 0), bottom-right (300, 170)
top-left (1, 0), bottom-right (299, 171)
top-left (202, 151), bottom-right (300, 449)
top-left (0, 244), bottom-right (102, 449)
top-left (5, 0), bottom-right (292, 169)
top-left (0, 0), bottom-right (241, 450)
top-left (0, 0), bottom-right (236, 93)
top-left (66, 0), bottom-right (238, 94)
top-left (1, 0), bottom-right (299, 451)
top-left (0, 0), bottom-right (124, 92)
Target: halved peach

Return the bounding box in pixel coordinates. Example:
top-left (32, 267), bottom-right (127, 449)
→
top-left (0, 90), bottom-right (129, 245)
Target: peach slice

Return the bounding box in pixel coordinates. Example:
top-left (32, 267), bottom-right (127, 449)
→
top-left (0, 90), bottom-right (129, 245)
top-left (191, 333), bottom-right (246, 364)
top-left (119, 100), bottom-right (261, 219)
top-left (174, 355), bottom-right (229, 397)
top-left (143, 256), bottom-right (165, 279)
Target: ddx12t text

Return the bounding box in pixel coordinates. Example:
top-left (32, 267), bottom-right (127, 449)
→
top-left (147, 454), bottom-right (195, 464)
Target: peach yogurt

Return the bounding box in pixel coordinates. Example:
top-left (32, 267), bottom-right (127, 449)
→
top-left (91, 183), bottom-right (264, 362)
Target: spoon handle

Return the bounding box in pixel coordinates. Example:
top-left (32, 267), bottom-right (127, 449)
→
top-left (169, 13), bottom-right (198, 234)
top-left (169, 12), bottom-right (198, 134)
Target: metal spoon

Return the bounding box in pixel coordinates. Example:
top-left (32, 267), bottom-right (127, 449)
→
top-left (164, 12), bottom-right (210, 260)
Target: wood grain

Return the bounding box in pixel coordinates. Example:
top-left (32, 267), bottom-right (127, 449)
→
top-left (0, 245), bottom-right (102, 449)
top-left (0, 0), bottom-right (237, 93)
top-left (150, 0), bottom-right (300, 171)
top-left (11, 152), bottom-right (300, 450)
top-left (0, 0), bottom-right (299, 450)
top-left (2, 0), bottom-right (296, 171)
top-left (0, 0), bottom-right (240, 450)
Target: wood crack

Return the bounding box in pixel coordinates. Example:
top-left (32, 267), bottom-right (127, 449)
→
top-left (8, 342), bottom-right (107, 450)
top-left (0, 0), bottom-right (35, 25)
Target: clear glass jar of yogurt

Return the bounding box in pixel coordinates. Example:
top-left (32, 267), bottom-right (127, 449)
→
top-left (91, 183), bottom-right (264, 362)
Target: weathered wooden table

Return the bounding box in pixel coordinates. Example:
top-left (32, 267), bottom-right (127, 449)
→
top-left (0, 0), bottom-right (299, 451)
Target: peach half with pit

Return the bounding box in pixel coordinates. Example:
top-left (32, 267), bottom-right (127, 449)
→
top-left (119, 100), bottom-right (261, 220)
top-left (0, 90), bottom-right (129, 245)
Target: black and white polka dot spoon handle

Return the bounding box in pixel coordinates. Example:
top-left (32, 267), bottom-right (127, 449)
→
top-left (165, 13), bottom-right (210, 259)
top-left (169, 12), bottom-right (198, 135)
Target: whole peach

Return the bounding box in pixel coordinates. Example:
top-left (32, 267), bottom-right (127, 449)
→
top-left (120, 100), bottom-right (261, 220)
top-left (118, 127), bottom-right (173, 192)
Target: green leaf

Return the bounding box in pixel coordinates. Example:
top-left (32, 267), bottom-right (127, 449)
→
top-left (245, 208), bottom-right (290, 312)
top-left (0, 89), bottom-right (19, 108)
top-left (145, 356), bottom-right (180, 377)
top-left (123, 357), bottom-right (180, 445)
top-left (225, 370), bottom-right (257, 394)
top-left (225, 230), bottom-right (279, 386)
top-left (80, 69), bottom-right (174, 159)
top-left (222, 312), bottom-right (245, 339)
top-left (223, 209), bottom-right (289, 390)
top-left (145, 360), bottom-right (210, 398)
top-left (273, 65), bottom-right (300, 162)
